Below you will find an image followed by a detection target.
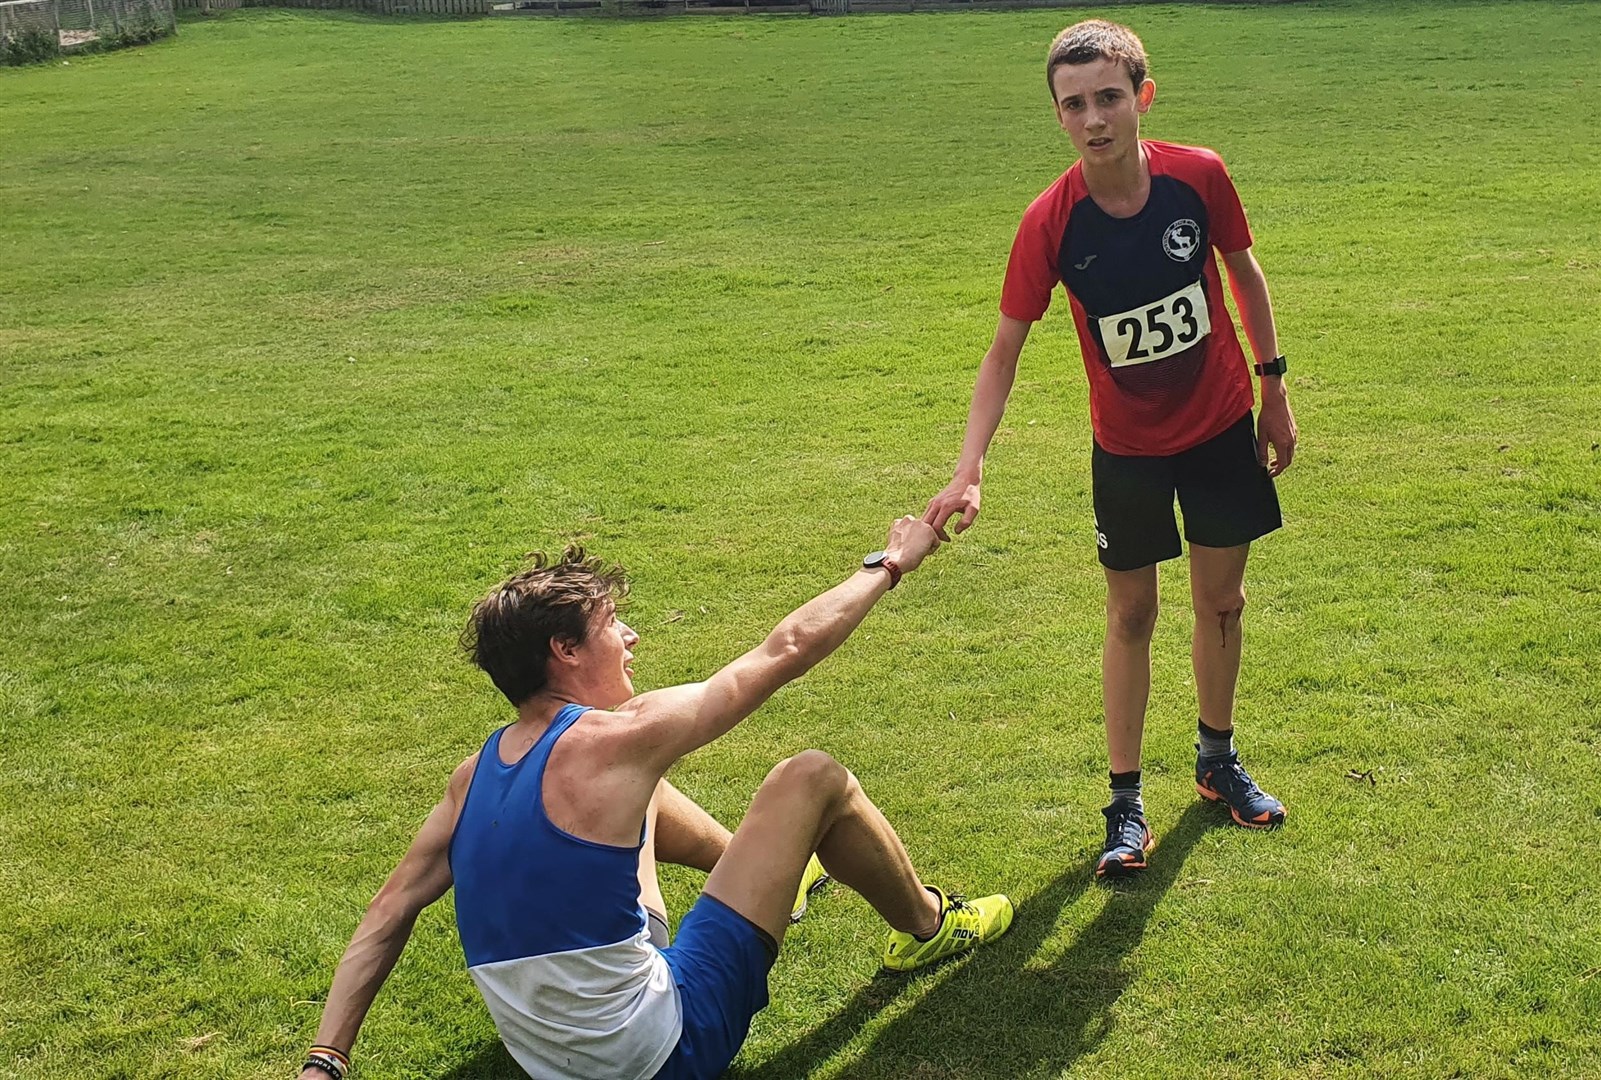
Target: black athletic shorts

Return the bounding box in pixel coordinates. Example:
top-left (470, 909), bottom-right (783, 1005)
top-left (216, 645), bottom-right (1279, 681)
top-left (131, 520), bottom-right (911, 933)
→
top-left (1091, 410), bottom-right (1282, 572)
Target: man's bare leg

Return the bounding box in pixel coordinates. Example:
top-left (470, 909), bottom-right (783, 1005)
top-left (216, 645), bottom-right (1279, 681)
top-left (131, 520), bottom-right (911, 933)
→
top-left (1189, 543), bottom-right (1249, 734)
top-left (1103, 564), bottom-right (1159, 774)
top-left (701, 751), bottom-right (941, 945)
top-left (654, 778), bottom-right (731, 873)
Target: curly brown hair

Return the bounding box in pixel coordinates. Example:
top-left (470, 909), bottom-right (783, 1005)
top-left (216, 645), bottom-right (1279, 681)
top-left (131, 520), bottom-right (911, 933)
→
top-left (461, 545), bottom-right (630, 706)
top-left (1046, 20), bottom-right (1149, 98)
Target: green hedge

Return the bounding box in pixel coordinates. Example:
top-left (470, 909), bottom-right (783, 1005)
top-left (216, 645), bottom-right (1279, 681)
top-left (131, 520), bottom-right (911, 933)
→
top-left (1, 27), bottom-right (60, 64)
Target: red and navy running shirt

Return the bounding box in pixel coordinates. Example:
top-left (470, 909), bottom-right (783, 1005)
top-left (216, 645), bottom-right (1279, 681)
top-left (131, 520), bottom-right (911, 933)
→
top-left (1000, 140), bottom-right (1256, 457)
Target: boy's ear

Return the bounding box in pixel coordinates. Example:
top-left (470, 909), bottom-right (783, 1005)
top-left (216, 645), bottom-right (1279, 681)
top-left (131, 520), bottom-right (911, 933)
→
top-left (550, 635), bottom-right (582, 667)
top-left (1137, 79), bottom-right (1157, 112)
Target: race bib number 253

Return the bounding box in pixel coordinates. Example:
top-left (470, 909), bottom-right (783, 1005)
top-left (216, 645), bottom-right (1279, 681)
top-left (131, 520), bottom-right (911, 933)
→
top-left (1097, 279), bottom-right (1211, 368)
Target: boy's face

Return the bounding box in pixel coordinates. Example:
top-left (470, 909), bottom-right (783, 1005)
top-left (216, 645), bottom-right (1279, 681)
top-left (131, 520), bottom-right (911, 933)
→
top-left (572, 601), bottom-right (638, 708)
top-left (1051, 58), bottom-right (1155, 165)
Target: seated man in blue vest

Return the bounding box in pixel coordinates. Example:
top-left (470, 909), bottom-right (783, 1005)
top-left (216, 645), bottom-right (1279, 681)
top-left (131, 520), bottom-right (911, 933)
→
top-left (296, 515), bottom-right (1013, 1080)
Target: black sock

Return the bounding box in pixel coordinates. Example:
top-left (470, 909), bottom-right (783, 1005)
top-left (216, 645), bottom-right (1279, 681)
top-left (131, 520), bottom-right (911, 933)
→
top-left (1109, 770), bottom-right (1144, 815)
top-left (1198, 719), bottom-right (1234, 760)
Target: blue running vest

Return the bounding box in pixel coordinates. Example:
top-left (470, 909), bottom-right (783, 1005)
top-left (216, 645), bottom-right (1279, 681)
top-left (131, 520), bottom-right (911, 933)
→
top-left (449, 703), bottom-right (681, 1080)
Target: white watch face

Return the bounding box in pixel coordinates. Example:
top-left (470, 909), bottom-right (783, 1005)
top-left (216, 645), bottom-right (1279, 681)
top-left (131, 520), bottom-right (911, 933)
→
top-left (863, 550), bottom-right (888, 568)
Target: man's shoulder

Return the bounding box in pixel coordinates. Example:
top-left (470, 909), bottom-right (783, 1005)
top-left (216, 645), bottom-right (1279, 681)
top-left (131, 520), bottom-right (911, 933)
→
top-left (447, 749), bottom-right (483, 801)
top-left (539, 706), bottom-right (649, 791)
top-left (553, 704), bottom-right (653, 762)
top-left (1018, 163), bottom-right (1083, 230)
top-left (1146, 140), bottom-right (1230, 181)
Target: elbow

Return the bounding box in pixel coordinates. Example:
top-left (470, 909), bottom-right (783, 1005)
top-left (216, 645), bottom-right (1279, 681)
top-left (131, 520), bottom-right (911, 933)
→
top-left (1228, 259), bottom-right (1268, 298)
top-left (981, 346), bottom-right (1020, 378)
top-left (771, 629), bottom-right (807, 670)
top-left (765, 628), bottom-right (809, 682)
top-left (365, 887), bottom-right (422, 935)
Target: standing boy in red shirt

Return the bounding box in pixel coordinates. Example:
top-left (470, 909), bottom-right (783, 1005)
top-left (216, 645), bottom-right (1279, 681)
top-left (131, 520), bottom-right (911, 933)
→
top-left (925, 20), bottom-right (1298, 878)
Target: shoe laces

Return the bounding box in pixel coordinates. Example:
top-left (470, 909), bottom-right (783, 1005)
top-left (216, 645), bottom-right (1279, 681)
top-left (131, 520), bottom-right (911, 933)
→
top-left (1209, 755), bottom-right (1263, 799)
top-left (1103, 806), bottom-right (1147, 850)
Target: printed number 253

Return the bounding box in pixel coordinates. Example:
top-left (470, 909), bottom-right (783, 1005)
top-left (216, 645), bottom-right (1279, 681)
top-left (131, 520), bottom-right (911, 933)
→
top-left (1116, 295), bottom-right (1200, 361)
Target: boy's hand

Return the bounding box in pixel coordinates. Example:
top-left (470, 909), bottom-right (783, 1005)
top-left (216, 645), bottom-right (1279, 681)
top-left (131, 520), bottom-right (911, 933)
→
top-left (1257, 390), bottom-right (1297, 477)
top-left (923, 477), bottom-right (981, 541)
top-left (884, 515), bottom-right (941, 574)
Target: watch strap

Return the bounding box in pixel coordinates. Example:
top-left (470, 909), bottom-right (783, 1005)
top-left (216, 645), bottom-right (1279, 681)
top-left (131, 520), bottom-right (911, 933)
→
top-left (862, 552), bottom-right (903, 589)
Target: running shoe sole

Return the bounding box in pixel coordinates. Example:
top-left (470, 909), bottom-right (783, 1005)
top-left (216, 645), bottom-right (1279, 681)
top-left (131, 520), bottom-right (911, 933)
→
top-left (1195, 781), bottom-right (1286, 829)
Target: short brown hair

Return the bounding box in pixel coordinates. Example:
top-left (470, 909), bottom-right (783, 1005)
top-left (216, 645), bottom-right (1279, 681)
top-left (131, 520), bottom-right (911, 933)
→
top-left (1046, 20), bottom-right (1149, 97)
top-left (461, 546), bottom-right (629, 706)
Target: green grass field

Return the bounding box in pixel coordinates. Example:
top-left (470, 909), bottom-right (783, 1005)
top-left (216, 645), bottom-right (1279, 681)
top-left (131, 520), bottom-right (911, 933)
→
top-left (3, 2), bottom-right (1600, 1076)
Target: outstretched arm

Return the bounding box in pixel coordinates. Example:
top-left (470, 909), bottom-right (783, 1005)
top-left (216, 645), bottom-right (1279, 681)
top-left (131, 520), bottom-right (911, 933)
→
top-left (296, 757), bottom-right (472, 1079)
top-left (923, 314), bottom-right (1032, 539)
top-left (1222, 247), bottom-right (1297, 476)
top-left (615, 516), bottom-right (941, 772)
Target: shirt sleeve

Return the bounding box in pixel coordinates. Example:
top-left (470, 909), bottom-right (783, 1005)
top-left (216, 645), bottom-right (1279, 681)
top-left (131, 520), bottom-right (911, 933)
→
top-left (998, 199), bottom-right (1062, 323)
top-left (1205, 153), bottom-right (1254, 255)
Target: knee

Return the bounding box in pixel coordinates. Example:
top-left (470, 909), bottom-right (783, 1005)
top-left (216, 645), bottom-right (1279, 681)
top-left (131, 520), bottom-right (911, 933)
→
top-left (1107, 595), bottom-right (1159, 643)
top-left (1194, 587), bottom-right (1246, 624)
top-left (765, 750), bottom-right (854, 805)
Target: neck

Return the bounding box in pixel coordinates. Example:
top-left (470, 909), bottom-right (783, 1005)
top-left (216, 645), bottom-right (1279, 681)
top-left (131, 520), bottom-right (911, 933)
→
top-left (1082, 139), bottom-right (1147, 205)
top-left (516, 689), bottom-right (578, 729)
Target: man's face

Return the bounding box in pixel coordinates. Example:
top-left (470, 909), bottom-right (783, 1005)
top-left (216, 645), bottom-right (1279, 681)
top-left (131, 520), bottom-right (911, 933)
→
top-left (1051, 58), bottom-right (1154, 164)
top-left (574, 602), bottom-right (638, 708)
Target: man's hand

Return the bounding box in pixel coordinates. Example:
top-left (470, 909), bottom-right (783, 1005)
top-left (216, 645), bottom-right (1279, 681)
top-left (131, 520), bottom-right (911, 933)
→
top-left (883, 515), bottom-right (941, 574)
top-left (922, 475), bottom-right (981, 541)
top-left (1257, 389), bottom-right (1297, 477)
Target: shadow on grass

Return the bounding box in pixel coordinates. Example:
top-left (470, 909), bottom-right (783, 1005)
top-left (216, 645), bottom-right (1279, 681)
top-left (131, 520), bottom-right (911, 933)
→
top-left (439, 1040), bottom-right (520, 1079)
top-left (438, 803), bottom-right (1222, 1080)
top-left (733, 801), bottom-right (1222, 1080)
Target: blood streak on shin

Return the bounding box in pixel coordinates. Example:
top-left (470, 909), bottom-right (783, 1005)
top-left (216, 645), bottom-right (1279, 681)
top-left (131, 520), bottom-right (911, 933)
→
top-left (1215, 606), bottom-right (1244, 648)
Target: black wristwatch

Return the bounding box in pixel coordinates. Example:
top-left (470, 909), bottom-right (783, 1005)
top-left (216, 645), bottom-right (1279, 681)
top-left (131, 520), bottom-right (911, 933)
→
top-left (862, 551), bottom-right (903, 590)
top-left (1253, 354), bottom-right (1287, 377)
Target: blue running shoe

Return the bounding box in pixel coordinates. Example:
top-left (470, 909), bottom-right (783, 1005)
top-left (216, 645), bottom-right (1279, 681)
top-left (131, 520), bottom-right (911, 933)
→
top-left (1096, 803), bottom-right (1152, 879)
top-left (1195, 750), bottom-right (1286, 828)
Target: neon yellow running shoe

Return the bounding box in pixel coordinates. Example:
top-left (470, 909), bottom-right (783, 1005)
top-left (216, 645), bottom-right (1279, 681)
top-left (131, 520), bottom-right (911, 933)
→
top-left (882, 886), bottom-right (1014, 971)
top-left (790, 854), bottom-right (830, 923)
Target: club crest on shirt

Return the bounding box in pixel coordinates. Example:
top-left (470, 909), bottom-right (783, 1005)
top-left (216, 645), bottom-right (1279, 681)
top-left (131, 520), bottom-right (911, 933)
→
top-left (1162, 219), bottom-right (1201, 263)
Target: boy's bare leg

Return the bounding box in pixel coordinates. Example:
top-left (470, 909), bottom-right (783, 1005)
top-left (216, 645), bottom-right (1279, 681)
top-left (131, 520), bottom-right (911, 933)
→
top-left (1189, 543), bottom-right (1250, 734)
top-left (654, 778), bottom-right (732, 873)
top-left (1188, 541), bottom-right (1285, 825)
top-left (1102, 564), bottom-right (1159, 773)
top-left (701, 751), bottom-right (941, 945)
